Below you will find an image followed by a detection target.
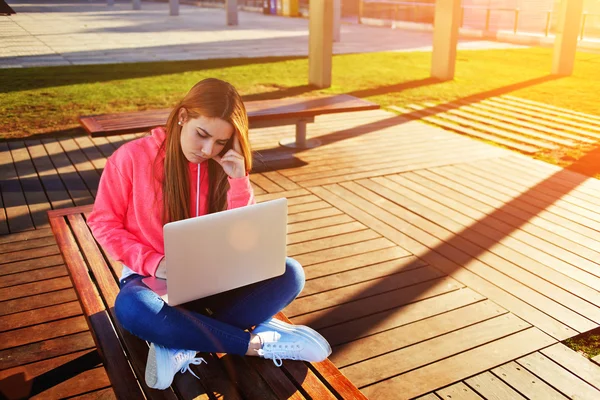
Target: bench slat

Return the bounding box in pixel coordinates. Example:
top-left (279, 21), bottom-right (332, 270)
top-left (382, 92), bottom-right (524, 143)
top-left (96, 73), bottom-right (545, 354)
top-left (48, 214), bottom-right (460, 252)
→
top-left (49, 216), bottom-right (145, 400)
top-left (80, 95), bottom-right (379, 137)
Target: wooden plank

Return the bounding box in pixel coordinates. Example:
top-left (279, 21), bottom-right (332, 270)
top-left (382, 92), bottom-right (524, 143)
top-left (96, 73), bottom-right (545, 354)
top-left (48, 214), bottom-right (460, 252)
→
top-left (303, 247), bottom-right (418, 280)
top-left (372, 174), bottom-right (600, 317)
top-left (287, 265), bottom-right (445, 317)
top-left (0, 349), bottom-right (107, 400)
top-left (316, 183), bottom-right (576, 340)
top-left (288, 207), bottom-right (344, 224)
top-left (287, 221), bottom-right (367, 245)
top-left (482, 99), bottom-right (600, 137)
top-left (262, 170), bottom-right (301, 190)
top-left (255, 188), bottom-right (310, 203)
top-left (293, 237), bottom-right (395, 267)
top-left (416, 394), bottom-right (442, 400)
top-left (243, 356), bottom-right (306, 400)
top-left (339, 180), bottom-right (597, 333)
top-left (291, 276), bottom-right (464, 329)
top-left (0, 331), bottom-right (95, 370)
top-left (0, 228), bottom-right (54, 244)
top-left (8, 141), bottom-right (52, 228)
top-left (57, 137), bottom-right (101, 198)
top-left (288, 200), bottom-right (331, 215)
top-left (251, 181), bottom-right (267, 195)
top-left (517, 352), bottom-right (600, 400)
top-left (343, 313), bottom-right (530, 388)
top-left (418, 167), bottom-right (600, 255)
top-left (457, 101), bottom-right (596, 143)
top-left (320, 288), bottom-right (485, 347)
top-left (0, 276), bottom-right (72, 302)
top-left (73, 135), bottom-right (108, 172)
top-left (0, 254), bottom-right (64, 276)
top-left (361, 328), bottom-right (556, 399)
top-left (0, 300), bottom-right (82, 332)
top-left (332, 300), bottom-right (507, 368)
top-left (288, 229), bottom-right (380, 257)
top-left (288, 214), bottom-right (354, 235)
top-left (423, 102), bottom-right (577, 147)
top-left (300, 146), bottom-right (506, 187)
top-left (390, 106), bottom-right (539, 154)
top-left (0, 288), bottom-right (77, 316)
top-left (541, 343), bottom-right (600, 391)
top-left (449, 163), bottom-right (600, 245)
top-left (497, 97), bottom-right (600, 129)
top-left (436, 382), bottom-right (484, 399)
top-left (502, 95), bottom-right (600, 123)
top-left (0, 315), bottom-right (89, 350)
top-left (287, 194), bottom-right (321, 206)
top-left (464, 159), bottom-right (600, 221)
top-left (0, 235), bottom-right (57, 254)
top-left (0, 183), bottom-right (8, 235)
top-left (62, 387), bottom-right (115, 400)
top-left (465, 371), bottom-right (527, 399)
top-left (281, 359), bottom-right (338, 400)
top-left (24, 140), bottom-right (75, 210)
top-left (492, 361), bottom-right (569, 400)
top-left (41, 139), bottom-right (94, 206)
top-left (213, 354), bottom-right (280, 400)
top-left (398, 171), bottom-right (600, 293)
top-left (250, 173), bottom-right (285, 193)
top-left (291, 139), bottom-right (506, 183)
top-left (301, 255), bottom-right (426, 297)
top-left (0, 244), bottom-right (60, 265)
top-left (493, 156), bottom-right (600, 203)
top-left (0, 142), bottom-right (35, 232)
top-left (0, 265), bottom-right (68, 288)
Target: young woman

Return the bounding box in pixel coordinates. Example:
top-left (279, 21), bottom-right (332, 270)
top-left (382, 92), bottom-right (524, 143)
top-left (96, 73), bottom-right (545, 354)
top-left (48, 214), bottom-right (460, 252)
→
top-left (88, 78), bottom-right (331, 390)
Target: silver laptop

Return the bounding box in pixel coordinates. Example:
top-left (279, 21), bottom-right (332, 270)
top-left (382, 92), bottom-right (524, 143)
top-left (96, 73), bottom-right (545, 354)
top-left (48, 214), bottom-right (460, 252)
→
top-left (142, 198), bottom-right (287, 306)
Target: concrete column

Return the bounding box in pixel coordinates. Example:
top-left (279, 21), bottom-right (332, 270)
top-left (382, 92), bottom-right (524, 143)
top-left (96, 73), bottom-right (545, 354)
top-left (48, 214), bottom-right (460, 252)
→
top-left (170, 0), bottom-right (179, 16)
top-left (133, 0), bottom-right (141, 10)
top-left (333, 0), bottom-right (341, 42)
top-left (552, 0), bottom-right (584, 76)
top-left (309, 0), bottom-right (334, 88)
top-left (430, 0), bottom-right (461, 81)
top-left (226, 0), bottom-right (238, 26)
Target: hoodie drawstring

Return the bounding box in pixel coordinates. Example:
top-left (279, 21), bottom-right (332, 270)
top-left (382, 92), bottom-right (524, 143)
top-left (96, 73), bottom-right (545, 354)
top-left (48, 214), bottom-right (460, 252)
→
top-left (196, 163), bottom-right (201, 218)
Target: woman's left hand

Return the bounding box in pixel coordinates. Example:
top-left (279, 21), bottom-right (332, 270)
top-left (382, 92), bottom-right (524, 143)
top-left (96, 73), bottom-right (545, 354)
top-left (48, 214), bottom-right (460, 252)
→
top-left (214, 135), bottom-right (246, 179)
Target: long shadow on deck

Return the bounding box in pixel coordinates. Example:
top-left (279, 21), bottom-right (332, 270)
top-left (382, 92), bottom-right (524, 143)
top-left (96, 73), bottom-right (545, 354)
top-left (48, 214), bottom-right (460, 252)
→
top-left (302, 142), bottom-right (600, 361)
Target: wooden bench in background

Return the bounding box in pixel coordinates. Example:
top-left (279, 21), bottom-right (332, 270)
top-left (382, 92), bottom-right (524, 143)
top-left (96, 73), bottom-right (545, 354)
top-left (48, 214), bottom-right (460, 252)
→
top-left (48, 206), bottom-right (367, 399)
top-left (79, 94), bottom-right (379, 149)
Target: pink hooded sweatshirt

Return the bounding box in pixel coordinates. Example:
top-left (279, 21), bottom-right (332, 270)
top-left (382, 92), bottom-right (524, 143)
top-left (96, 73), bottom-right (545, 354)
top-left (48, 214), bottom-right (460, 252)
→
top-left (87, 127), bottom-right (255, 277)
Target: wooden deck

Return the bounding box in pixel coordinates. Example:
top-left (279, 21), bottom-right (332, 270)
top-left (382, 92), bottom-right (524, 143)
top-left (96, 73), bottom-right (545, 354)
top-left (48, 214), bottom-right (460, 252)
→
top-left (2, 98), bottom-right (600, 399)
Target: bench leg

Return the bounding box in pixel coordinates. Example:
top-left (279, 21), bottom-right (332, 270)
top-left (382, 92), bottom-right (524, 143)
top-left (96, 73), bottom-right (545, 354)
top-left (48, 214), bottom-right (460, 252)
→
top-left (279, 120), bottom-right (322, 149)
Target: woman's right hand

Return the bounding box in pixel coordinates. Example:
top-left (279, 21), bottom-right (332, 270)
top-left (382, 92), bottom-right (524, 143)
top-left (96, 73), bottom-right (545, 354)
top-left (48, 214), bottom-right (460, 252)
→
top-left (155, 258), bottom-right (167, 279)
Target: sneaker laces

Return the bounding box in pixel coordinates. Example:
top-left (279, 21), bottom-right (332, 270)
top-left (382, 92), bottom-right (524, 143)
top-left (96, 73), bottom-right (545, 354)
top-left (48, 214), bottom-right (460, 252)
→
top-left (257, 344), bottom-right (302, 367)
top-left (173, 351), bottom-right (207, 380)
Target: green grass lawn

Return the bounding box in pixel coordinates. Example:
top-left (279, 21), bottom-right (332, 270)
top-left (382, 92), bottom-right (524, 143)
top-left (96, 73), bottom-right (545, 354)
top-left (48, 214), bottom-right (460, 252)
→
top-left (2, 46), bottom-right (600, 176)
top-left (2, 47), bottom-right (599, 140)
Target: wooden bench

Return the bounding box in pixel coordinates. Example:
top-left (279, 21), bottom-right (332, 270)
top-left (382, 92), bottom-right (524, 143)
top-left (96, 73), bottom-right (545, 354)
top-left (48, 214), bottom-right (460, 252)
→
top-left (79, 94), bottom-right (379, 149)
top-left (48, 205), bottom-right (367, 400)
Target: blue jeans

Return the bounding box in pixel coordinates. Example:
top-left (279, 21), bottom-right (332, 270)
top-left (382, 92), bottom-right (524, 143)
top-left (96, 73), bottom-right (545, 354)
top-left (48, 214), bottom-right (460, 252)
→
top-left (114, 257), bottom-right (305, 356)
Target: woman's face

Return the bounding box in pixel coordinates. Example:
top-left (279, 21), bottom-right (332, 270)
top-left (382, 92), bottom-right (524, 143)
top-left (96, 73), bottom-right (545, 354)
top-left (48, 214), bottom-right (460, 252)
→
top-left (178, 112), bottom-right (234, 164)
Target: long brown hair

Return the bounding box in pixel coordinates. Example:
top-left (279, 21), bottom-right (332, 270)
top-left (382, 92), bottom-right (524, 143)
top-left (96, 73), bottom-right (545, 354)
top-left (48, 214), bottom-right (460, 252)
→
top-left (158, 78), bottom-right (251, 223)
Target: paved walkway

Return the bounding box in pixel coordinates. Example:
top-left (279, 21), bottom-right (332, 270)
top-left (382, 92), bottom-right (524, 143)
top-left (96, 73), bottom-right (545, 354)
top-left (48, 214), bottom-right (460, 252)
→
top-left (0, 0), bottom-right (527, 68)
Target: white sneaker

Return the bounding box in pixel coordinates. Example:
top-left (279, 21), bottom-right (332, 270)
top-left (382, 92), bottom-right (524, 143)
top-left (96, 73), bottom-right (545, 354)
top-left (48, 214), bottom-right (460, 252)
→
top-left (145, 343), bottom-right (207, 390)
top-left (253, 320), bottom-right (332, 367)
